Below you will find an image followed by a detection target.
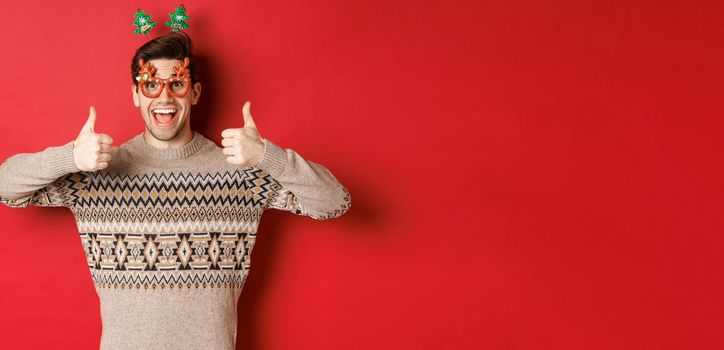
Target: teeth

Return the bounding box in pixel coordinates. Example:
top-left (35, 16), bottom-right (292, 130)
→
top-left (153, 108), bottom-right (177, 114)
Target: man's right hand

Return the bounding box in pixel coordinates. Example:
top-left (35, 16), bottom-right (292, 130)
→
top-left (73, 106), bottom-right (115, 172)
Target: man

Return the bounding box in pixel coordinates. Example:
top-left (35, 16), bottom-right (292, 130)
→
top-left (0, 31), bottom-right (351, 349)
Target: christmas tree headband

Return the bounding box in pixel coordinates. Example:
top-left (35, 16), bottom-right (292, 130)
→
top-left (133, 4), bottom-right (190, 35)
top-left (132, 5), bottom-right (193, 97)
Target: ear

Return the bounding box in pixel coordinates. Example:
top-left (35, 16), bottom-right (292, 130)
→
top-left (131, 84), bottom-right (140, 107)
top-left (191, 82), bottom-right (201, 105)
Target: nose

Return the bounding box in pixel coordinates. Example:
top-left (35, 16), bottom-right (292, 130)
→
top-left (156, 82), bottom-right (175, 102)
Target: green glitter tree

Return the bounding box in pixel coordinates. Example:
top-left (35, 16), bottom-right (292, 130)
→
top-left (166, 5), bottom-right (190, 32)
top-left (133, 9), bottom-right (156, 35)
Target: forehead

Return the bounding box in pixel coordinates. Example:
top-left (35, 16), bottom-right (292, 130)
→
top-left (147, 58), bottom-right (182, 78)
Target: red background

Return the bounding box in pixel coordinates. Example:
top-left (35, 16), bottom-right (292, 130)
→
top-left (1, 1), bottom-right (723, 349)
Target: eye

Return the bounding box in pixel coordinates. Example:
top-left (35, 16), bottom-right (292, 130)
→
top-left (146, 82), bottom-right (157, 89)
top-left (172, 82), bottom-right (182, 88)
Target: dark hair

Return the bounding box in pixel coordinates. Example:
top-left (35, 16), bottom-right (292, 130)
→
top-left (130, 31), bottom-right (198, 88)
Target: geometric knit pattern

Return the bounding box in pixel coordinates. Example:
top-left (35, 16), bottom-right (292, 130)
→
top-left (77, 169), bottom-right (272, 207)
top-left (0, 133), bottom-right (352, 349)
top-left (2, 167), bottom-right (351, 221)
top-left (84, 231), bottom-right (254, 291)
top-left (69, 169), bottom-right (276, 290)
top-left (1, 167), bottom-right (286, 291)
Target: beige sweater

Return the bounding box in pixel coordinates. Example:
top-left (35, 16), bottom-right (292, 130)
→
top-left (0, 131), bottom-right (351, 349)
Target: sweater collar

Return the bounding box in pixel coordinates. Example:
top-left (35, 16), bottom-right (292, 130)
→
top-left (129, 131), bottom-right (207, 160)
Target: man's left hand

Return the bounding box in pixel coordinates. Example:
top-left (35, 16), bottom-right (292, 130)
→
top-left (221, 101), bottom-right (265, 167)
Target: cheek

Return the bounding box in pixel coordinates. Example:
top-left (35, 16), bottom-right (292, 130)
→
top-left (179, 99), bottom-right (192, 112)
top-left (139, 99), bottom-right (153, 112)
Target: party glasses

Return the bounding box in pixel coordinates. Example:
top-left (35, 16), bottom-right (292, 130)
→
top-left (136, 57), bottom-right (191, 98)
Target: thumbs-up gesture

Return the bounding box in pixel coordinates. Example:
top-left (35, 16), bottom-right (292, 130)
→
top-left (221, 101), bottom-right (265, 167)
top-left (72, 106), bottom-right (115, 172)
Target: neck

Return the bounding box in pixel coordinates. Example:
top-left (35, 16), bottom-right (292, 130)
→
top-left (143, 124), bottom-right (194, 149)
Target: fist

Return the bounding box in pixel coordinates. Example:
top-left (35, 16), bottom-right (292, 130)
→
top-left (73, 106), bottom-right (115, 172)
top-left (221, 101), bottom-right (265, 167)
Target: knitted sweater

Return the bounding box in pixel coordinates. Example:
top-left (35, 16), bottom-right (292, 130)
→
top-left (0, 131), bottom-right (351, 349)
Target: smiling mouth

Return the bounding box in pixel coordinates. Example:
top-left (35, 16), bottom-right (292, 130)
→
top-left (151, 107), bottom-right (178, 127)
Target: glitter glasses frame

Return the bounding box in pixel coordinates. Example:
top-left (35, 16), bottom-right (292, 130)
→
top-left (135, 57), bottom-right (192, 98)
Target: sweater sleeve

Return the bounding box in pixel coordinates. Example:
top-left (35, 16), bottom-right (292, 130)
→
top-left (256, 138), bottom-right (351, 220)
top-left (0, 141), bottom-right (87, 208)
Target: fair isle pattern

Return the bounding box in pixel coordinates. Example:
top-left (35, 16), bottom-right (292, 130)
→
top-left (73, 211), bottom-right (261, 234)
top-left (76, 169), bottom-right (273, 207)
top-left (0, 172), bottom-right (86, 208)
top-left (1, 147), bottom-right (350, 292)
top-left (82, 232), bottom-right (255, 271)
top-left (72, 168), bottom-right (276, 290)
top-left (92, 270), bottom-right (249, 291)
top-left (0, 135), bottom-right (352, 349)
top-left (82, 232), bottom-right (255, 290)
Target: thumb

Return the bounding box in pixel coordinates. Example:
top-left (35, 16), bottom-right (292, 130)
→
top-left (82, 106), bottom-right (96, 133)
top-left (242, 101), bottom-right (257, 129)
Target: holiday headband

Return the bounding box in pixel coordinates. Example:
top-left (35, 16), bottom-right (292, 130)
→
top-left (132, 5), bottom-right (192, 98)
top-left (133, 4), bottom-right (189, 35)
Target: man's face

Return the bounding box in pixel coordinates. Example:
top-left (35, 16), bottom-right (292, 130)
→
top-left (131, 58), bottom-right (201, 142)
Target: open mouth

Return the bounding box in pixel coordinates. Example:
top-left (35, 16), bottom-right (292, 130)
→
top-left (151, 107), bottom-right (178, 127)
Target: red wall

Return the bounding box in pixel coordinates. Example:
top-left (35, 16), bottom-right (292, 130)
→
top-left (1, 1), bottom-right (722, 349)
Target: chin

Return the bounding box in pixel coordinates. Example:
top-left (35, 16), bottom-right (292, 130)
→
top-left (152, 127), bottom-right (182, 141)
top-left (144, 115), bottom-right (180, 136)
